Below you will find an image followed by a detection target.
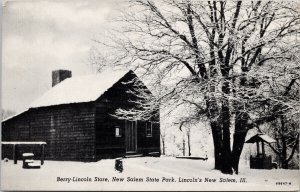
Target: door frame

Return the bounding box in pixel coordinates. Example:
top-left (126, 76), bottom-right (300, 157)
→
top-left (125, 120), bottom-right (137, 153)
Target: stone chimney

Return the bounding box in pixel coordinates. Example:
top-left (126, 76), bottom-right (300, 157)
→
top-left (52, 70), bottom-right (72, 87)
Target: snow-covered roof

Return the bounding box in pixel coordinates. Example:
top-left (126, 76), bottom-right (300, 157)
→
top-left (259, 134), bottom-right (276, 143)
top-left (2, 70), bottom-right (132, 122)
top-left (245, 134), bottom-right (276, 143)
top-left (2, 109), bottom-right (29, 122)
top-left (30, 70), bottom-right (130, 108)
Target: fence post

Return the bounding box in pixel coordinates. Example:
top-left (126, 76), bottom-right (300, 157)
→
top-left (13, 144), bottom-right (18, 164)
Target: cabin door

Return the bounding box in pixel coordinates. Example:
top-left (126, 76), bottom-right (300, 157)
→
top-left (125, 121), bottom-right (137, 152)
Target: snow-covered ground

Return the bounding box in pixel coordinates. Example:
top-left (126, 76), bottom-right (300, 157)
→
top-left (1, 157), bottom-right (299, 191)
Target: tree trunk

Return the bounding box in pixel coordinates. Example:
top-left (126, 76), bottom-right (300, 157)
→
top-left (282, 160), bottom-right (289, 169)
top-left (232, 132), bottom-right (247, 174)
top-left (211, 122), bottom-right (223, 170)
top-left (162, 138), bottom-right (165, 155)
top-left (221, 81), bottom-right (233, 174)
top-left (187, 131), bottom-right (191, 156)
top-left (206, 94), bottom-right (223, 170)
top-left (183, 139), bottom-right (185, 156)
top-left (221, 102), bottom-right (232, 174)
top-left (231, 65), bottom-right (250, 174)
top-left (232, 112), bottom-right (249, 174)
top-left (281, 136), bottom-right (288, 169)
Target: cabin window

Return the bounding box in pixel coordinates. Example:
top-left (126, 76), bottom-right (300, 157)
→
top-left (115, 126), bottom-right (121, 137)
top-left (146, 123), bottom-right (152, 137)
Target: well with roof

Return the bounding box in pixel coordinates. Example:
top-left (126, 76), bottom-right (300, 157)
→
top-left (245, 133), bottom-right (276, 169)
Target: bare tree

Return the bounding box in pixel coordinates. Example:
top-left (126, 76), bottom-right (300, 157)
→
top-left (266, 117), bottom-right (299, 169)
top-left (178, 121), bottom-right (192, 156)
top-left (93, 0), bottom-right (300, 174)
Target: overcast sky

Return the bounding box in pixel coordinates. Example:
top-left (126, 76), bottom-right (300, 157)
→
top-left (2, 0), bottom-right (124, 112)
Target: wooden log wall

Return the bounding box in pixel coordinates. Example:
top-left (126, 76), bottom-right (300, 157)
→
top-left (2, 103), bottom-right (96, 161)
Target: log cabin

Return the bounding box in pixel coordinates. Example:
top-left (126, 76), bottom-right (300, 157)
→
top-left (2, 69), bottom-right (160, 161)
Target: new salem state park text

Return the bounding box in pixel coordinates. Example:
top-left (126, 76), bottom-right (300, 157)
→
top-left (56, 176), bottom-right (246, 183)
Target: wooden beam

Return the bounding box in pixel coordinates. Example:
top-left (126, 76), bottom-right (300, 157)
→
top-left (13, 145), bottom-right (17, 164)
top-left (262, 141), bottom-right (265, 156)
top-left (2, 141), bottom-right (46, 145)
top-left (256, 142), bottom-right (260, 156)
top-left (40, 144), bottom-right (45, 165)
